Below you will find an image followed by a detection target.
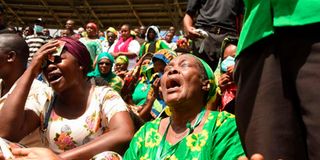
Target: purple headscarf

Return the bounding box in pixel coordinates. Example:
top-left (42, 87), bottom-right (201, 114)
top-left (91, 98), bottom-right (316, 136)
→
top-left (58, 37), bottom-right (92, 74)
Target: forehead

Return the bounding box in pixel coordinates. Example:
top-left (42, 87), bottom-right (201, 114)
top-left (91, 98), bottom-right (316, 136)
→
top-left (99, 57), bottom-right (111, 62)
top-left (148, 29), bottom-right (156, 33)
top-left (86, 24), bottom-right (96, 28)
top-left (121, 25), bottom-right (129, 30)
top-left (66, 20), bottom-right (74, 24)
top-left (140, 26), bottom-right (146, 30)
top-left (166, 32), bottom-right (173, 36)
top-left (169, 55), bottom-right (197, 65)
top-left (107, 32), bottom-right (115, 36)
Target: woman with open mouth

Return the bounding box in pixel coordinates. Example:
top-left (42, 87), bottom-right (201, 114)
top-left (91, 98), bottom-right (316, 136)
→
top-left (0, 37), bottom-right (135, 159)
top-left (123, 54), bottom-right (244, 159)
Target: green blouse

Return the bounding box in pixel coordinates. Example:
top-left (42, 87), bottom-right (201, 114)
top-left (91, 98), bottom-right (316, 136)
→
top-left (237, 0), bottom-right (320, 56)
top-left (124, 111), bottom-right (245, 160)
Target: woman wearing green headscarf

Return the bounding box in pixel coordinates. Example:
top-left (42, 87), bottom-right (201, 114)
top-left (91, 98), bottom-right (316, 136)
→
top-left (114, 55), bottom-right (129, 79)
top-left (123, 54), bottom-right (244, 159)
top-left (87, 52), bottom-right (123, 92)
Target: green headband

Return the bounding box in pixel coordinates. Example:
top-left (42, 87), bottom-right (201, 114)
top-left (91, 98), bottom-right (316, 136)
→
top-left (194, 56), bottom-right (216, 102)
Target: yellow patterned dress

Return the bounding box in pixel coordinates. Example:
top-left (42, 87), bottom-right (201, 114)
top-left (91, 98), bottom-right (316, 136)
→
top-left (26, 86), bottom-right (128, 153)
top-left (123, 111), bottom-right (244, 160)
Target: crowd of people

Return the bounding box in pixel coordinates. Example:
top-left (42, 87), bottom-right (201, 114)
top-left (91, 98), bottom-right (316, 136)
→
top-left (0, 0), bottom-right (320, 159)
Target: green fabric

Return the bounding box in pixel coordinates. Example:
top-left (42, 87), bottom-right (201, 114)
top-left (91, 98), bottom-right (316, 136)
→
top-left (107, 76), bottom-right (123, 93)
top-left (237, 0), bottom-right (320, 56)
top-left (132, 81), bottom-right (151, 106)
top-left (79, 38), bottom-right (103, 62)
top-left (139, 40), bottom-right (170, 57)
top-left (87, 52), bottom-right (123, 92)
top-left (272, 0), bottom-right (320, 27)
top-left (123, 111), bottom-right (245, 160)
top-left (193, 56), bottom-right (216, 102)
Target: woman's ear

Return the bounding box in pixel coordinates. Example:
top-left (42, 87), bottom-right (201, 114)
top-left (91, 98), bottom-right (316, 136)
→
top-left (201, 80), bottom-right (210, 92)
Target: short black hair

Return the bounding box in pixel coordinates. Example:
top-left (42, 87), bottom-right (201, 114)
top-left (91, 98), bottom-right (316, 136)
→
top-left (0, 33), bottom-right (29, 66)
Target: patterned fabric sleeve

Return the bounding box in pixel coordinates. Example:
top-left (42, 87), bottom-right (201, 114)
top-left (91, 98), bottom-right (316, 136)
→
top-left (100, 87), bottom-right (128, 123)
top-left (159, 40), bottom-right (170, 50)
top-left (24, 81), bottom-right (52, 117)
top-left (123, 122), bottom-right (149, 159)
top-left (211, 111), bottom-right (245, 160)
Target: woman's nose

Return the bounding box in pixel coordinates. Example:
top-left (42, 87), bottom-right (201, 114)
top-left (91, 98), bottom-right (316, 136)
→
top-left (167, 67), bottom-right (178, 75)
top-left (45, 62), bottom-right (58, 72)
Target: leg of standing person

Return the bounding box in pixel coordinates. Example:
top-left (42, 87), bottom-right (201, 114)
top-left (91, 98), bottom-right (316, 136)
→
top-left (277, 23), bottom-right (320, 159)
top-left (234, 36), bottom-right (308, 160)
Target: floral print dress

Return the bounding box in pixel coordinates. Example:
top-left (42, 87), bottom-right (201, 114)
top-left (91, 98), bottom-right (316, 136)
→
top-left (123, 111), bottom-right (244, 160)
top-left (26, 86), bottom-right (128, 153)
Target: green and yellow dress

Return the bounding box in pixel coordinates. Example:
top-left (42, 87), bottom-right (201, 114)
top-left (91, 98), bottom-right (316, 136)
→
top-left (123, 111), bottom-right (244, 160)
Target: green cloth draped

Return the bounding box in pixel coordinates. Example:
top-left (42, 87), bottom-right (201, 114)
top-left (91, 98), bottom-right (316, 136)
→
top-left (87, 52), bottom-right (123, 92)
top-left (123, 111), bottom-right (245, 159)
top-left (237, 0), bottom-right (320, 56)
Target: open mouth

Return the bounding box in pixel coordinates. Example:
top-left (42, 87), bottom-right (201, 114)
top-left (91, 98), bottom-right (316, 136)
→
top-left (166, 77), bottom-right (181, 92)
top-left (47, 72), bottom-right (62, 83)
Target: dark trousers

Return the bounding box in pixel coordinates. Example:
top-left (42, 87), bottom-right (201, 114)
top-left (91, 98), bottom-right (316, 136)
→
top-left (192, 28), bottom-right (236, 71)
top-left (234, 23), bottom-right (320, 160)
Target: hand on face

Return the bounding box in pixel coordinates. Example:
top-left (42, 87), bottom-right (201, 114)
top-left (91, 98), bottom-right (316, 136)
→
top-left (227, 65), bottom-right (234, 75)
top-left (218, 73), bottom-right (234, 92)
top-left (29, 40), bottom-right (59, 77)
top-left (147, 77), bottom-right (161, 100)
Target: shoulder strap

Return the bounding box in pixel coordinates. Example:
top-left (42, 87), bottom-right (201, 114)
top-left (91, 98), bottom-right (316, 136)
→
top-left (42, 93), bottom-right (56, 132)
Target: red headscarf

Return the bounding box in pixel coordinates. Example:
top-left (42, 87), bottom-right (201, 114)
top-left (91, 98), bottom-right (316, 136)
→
top-left (58, 37), bottom-right (93, 74)
top-left (86, 22), bottom-right (98, 31)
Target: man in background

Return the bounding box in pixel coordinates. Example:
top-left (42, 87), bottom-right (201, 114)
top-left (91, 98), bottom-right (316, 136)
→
top-left (183, 0), bottom-right (243, 70)
top-left (0, 33), bottom-right (48, 147)
top-left (25, 18), bottom-right (50, 64)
